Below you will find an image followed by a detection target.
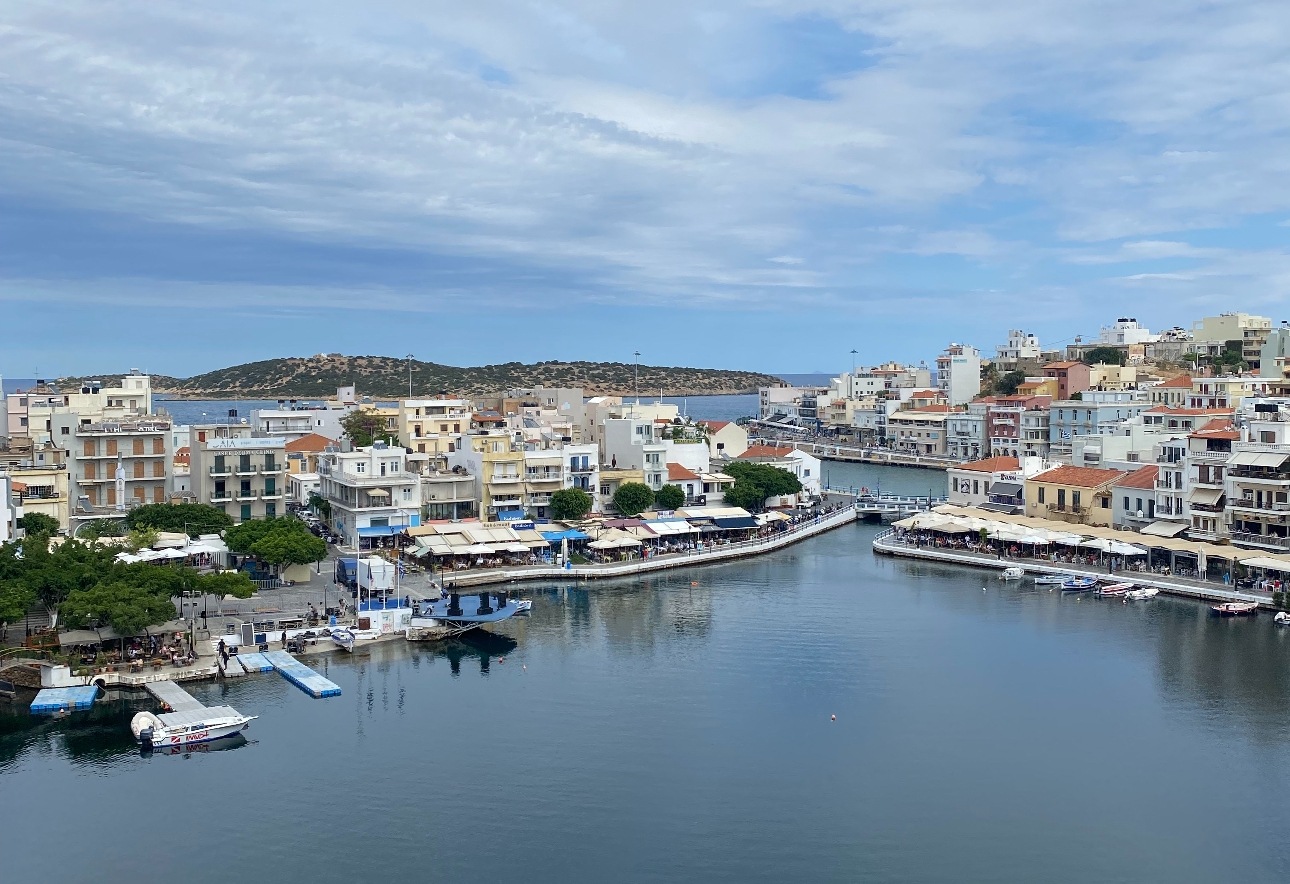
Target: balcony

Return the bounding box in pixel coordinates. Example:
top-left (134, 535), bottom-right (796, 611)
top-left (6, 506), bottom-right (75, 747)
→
top-left (490, 474), bottom-right (523, 484)
top-left (235, 488), bottom-right (258, 501)
top-left (234, 464), bottom-right (257, 476)
top-left (210, 492), bottom-right (233, 503)
top-left (262, 489), bottom-right (284, 500)
top-left (1230, 529), bottom-right (1290, 550)
top-left (262, 463), bottom-right (282, 474)
top-left (1190, 501), bottom-right (1224, 514)
top-left (209, 465), bottom-right (233, 477)
top-left (569, 464), bottom-right (596, 474)
top-left (1189, 450), bottom-right (1230, 463)
top-left (1154, 479), bottom-right (1180, 490)
top-left (1227, 468), bottom-right (1290, 482)
top-left (528, 493), bottom-right (553, 506)
top-left (1229, 498), bottom-right (1290, 515)
top-left (1188, 528), bottom-right (1220, 541)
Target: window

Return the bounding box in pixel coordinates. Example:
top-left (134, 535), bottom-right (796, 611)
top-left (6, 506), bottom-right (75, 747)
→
top-left (1123, 496), bottom-right (1129, 510)
top-left (1101, 498), bottom-right (1109, 509)
top-left (1038, 487), bottom-right (1045, 504)
top-left (403, 488), bottom-right (413, 501)
top-left (1072, 491), bottom-right (1081, 509)
top-left (972, 480), bottom-right (979, 496)
top-left (1057, 489), bottom-right (1065, 508)
top-left (356, 462), bottom-right (366, 474)
top-left (266, 503), bottom-right (277, 518)
top-left (240, 504), bottom-right (252, 521)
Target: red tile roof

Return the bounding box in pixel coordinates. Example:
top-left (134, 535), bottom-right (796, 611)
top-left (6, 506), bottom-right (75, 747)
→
top-left (1190, 418), bottom-right (1239, 440)
top-left (738, 444), bottom-right (796, 460)
top-left (698, 420), bottom-right (731, 431)
top-left (1157, 375), bottom-right (1194, 389)
top-left (1113, 465), bottom-right (1159, 489)
top-left (1030, 465), bottom-right (1124, 488)
top-left (910, 389), bottom-right (943, 398)
top-left (285, 433), bottom-right (335, 452)
top-left (905, 405), bottom-right (952, 414)
top-left (1044, 361), bottom-right (1083, 370)
top-left (954, 456), bottom-right (1021, 473)
top-left (667, 462), bottom-right (700, 481)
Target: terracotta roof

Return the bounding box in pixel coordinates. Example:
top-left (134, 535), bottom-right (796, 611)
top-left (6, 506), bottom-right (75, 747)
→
top-left (698, 420), bottom-right (731, 431)
top-left (954, 456), bottom-right (1021, 473)
top-left (910, 389), bottom-right (943, 398)
top-left (738, 444), bottom-right (796, 460)
top-left (1157, 376), bottom-right (1194, 389)
top-left (285, 433), bottom-right (335, 452)
top-left (1190, 418), bottom-right (1239, 440)
top-left (10, 481), bottom-right (26, 492)
top-left (1029, 465), bottom-right (1124, 488)
top-left (1113, 465), bottom-right (1159, 489)
top-left (472, 413), bottom-right (506, 423)
top-left (1043, 361), bottom-right (1084, 370)
top-left (666, 462), bottom-right (700, 481)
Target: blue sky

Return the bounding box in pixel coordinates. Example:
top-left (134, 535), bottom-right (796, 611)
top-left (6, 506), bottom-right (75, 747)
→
top-left (3, 0), bottom-right (1290, 377)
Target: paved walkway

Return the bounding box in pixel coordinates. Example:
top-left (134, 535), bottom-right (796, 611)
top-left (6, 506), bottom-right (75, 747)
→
top-left (872, 530), bottom-right (1272, 607)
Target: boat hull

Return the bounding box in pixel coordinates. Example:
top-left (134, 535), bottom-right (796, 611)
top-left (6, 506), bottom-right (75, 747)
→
top-left (1211, 603), bottom-right (1258, 617)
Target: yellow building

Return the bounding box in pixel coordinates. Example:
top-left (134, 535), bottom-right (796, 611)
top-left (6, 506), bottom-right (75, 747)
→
top-left (460, 433), bottom-right (526, 519)
top-left (1016, 377), bottom-right (1059, 397)
top-left (398, 398), bottom-right (472, 455)
top-left (1024, 465), bottom-right (1123, 526)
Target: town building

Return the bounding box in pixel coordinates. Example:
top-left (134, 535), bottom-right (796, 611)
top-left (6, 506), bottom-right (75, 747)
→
top-left (936, 344), bottom-right (981, 406)
top-left (1184, 419), bottom-right (1237, 542)
top-left (188, 425), bottom-right (288, 522)
top-left (697, 420), bottom-right (749, 461)
top-left (947, 456), bottom-right (1021, 508)
top-left (320, 441), bottom-right (423, 549)
top-left (1222, 404), bottom-right (1290, 552)
top-left (48, 413), bottom-right (173, 529)
top-left (1048, 399), bottom-right (1150, 458)
top-left (1192, 312), bottom-right (1273, 372)
top-left (1041, 362), bottom-right (1092, 400)
top-left (449, 432), bottom-right (526, 521)
top-left (17, 373), bottom-right (154, 445)
top-left (986, 396), bottom-right (1051, 460)
top-left (735, 444), bottom-right (822, 500)
top-left (944, 404), bottom-right (988, 462)
top-left (886, 407), bottom-right (951, 456)
top-left (1148, 376), bottom-right (1193, 408)
top-left (1112, 465), bottom-right (1161, 531)
top-left (1024, 465), bottom-right (1123, 526)
top-left (398, 398), bottom-right (472, 455)
top-left (0, 472), bottom-right (19, 542)
top-left (994, 330), bottom-right (1043, 366)
top-left (1098, 318), bottom-right (1157, 346)
top-left (0, 438), bottom-right (70, 531)
top-left (406, 452), bottom-right (477, 521)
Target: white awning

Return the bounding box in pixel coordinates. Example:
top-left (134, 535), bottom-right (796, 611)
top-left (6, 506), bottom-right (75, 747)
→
top-left (1227, 450), bottom-right (1289, 468)
top-left (1186, 487), bottom-right (1225, 506)
top-left (1139, 520), bottom-right (1189, 538)
top-left (1238, 556), bottom-right (1290, 571)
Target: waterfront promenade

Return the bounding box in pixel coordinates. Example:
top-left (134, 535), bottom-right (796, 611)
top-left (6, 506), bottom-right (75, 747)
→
top-left (872, 529), bottom-right (1273, 607)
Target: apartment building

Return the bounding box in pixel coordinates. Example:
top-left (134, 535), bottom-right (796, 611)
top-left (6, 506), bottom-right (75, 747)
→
top-left (404, 452), bottom-right (476, 521)
top-left (399, 398), bottom-right (472, 455)
top-left (1024, 465), bottom-right (1122, 526)
top-left (1222, 406), bottom-right (1290, 552)
top-left (0, 438), bottom-right (70, 530)
top-left (15, 373), bottom-right (154, 444)
top-left (320, 441), bottom-right (423, 549)
top-left (1098, 318), bottom-right (1156, 346)
top-left (1112, 465), bottom-right (1160, 531)
top-left (1183, 419), bottom-right (1237, 542)
top-left (602, 417), bottom-right (668, 491)
top-left (1041, 362), bottom-right (1092, 400)
top-left (188, 425), bottom-right (287, 522)
top-left (48, 413), bottom-right (172, 527)
top-left (696, 421), bottom-right (749, 461)
top-left (945, 405), bottom-right (988, 462)
top-left (1148, 376), bottom-right (1193, 408)
top-left (448, 432), bottom-right (526, 520)
top-left (986, 396), bottom-right (1050, 460)
top-left (1049, 400), bottom-right (1149, 456)
top-left (1192, 312), bottom-right (1272, 372)
top-left (887, 407), bottom-right (950, 456)
top-left (994, 330), bottom-right (1042, 366)
top-left (947, 456), bottom-right (1022, 508)
top-left (936, 344), bottom-right (981, 406)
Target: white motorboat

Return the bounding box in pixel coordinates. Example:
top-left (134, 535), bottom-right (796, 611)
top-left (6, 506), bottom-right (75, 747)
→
top-left (1033, 575), bottom-right (1069, 586)
top-left (131, 706), bottom-right (256, 750)
top-left (513, 599), bottom-right (533, 614)
top-left (1098, 582), bottom-right (1134, 597)
top-left (330, 627), bottom-right (356, 652)
top-left (1274, 611), bottom-right (1290, 626)
top-left (1124, 587), bottom-right (1159, 601)
top-left (999, 567), bottom-right (1024, 581)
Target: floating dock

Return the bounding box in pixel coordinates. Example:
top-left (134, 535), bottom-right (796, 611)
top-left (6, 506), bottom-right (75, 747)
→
top-left (263, 650), bottom-right (341, 698)
top-left (143, 678), bottom-right (205, 712)
top-left (233, 651), bottom-right (274, 673)
top-left (30, 685), bottom-right (99, 714)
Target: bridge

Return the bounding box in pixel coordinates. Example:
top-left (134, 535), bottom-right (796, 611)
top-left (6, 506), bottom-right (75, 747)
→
top-left (835, 492), bottom-right (948, 520)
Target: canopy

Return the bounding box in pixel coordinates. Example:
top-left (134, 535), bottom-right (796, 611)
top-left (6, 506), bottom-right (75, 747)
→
top-left (645, 519), bottom-right (697, 536)
top-left (1228, 450), bottom-right (1289, 468)
top-left (502, 543), bottom-right (530, 553)
top-left (1186, 487), bottom-right (1225, 506)
top-left (366, 488), bottom-right (390, 498)
top-left (358, 525), bottom-right (400, 537)
top-left (1139, 520), bottom-right (1189, 538)
top-left (713, 516), bottom-right (759, 530)
top-left (988, 481), bottom-right (1024, 497)
top-left (1081, 537), bottom-right (1146, 556)
top-left (1238, 556), bottom-right (1290, 571)
top-left (540, 529), bottom-right (589, 542)
top-left (58, 619), bottom-right (190, 647)
top-left (462, 544), bottom-right (496, 554)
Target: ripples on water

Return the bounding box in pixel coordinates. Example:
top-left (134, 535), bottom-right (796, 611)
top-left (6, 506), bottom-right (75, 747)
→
top-left (4, 464), bottom-right (1290, 883)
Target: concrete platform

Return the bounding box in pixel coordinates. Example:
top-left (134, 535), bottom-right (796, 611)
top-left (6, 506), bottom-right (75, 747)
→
top-left (263, 650), bottom-right (341, 698)
top-left (219, 655), bottom-right (246, 678)
top-left (143, 678), bottom-right (205, 712)
top-left (31, 685), bottom-right (99, 714)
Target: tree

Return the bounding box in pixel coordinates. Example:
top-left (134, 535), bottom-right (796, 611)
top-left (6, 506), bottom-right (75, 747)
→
top-left (16, 512), bottom-right (60, 537)
top-left (78, 519), bottom-right (127, 539)
top-left (226, 517), bottom-right (326, 567)
top-left (224, 518), bottom-right (281, 554)
top-left (308, 493), bottom-right (331, 518)
top-left (612, 482), bottom-right (655, 516)
top-left (126, 527), bottom-right (159, 553)
top-left (654, 484), bottom-right (685, 510)
top-left (550, 488), bottom-right (593, 521)
top-left (342, 408), bottom-right (399, 447)
top-left (995, 370), bottom-right (1027, 396)
top-left (126, 503), bottom-right (233, 537)
top-left (61, 581), bottom-right (178, 637)
top-left (1081, 346), bottom-right (1128, 366)
top-left (722, 462), bottom-right (802, 512)
top-left (722, 481), bottom-right (767, 511)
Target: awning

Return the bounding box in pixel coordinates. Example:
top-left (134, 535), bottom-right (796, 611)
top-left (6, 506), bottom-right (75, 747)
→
top-left (1239, 556), bottom-right (1290, 571)
top-left (540, 529), bottom-right (589, 542)
top-left (1186, 487), bottom-right (1225, 506)
top-left (502, 543), bottom-right (530, 553)
top-left (644, 520), bottom-right (697, 536)
top-left (462, 544), bottom-right (496, 554)
top-left (1228, 450), bottom-right (1290, 468)
top-left (358, 525), bottom-right (400, 537)
top-left (1139, 520), bottom-right (1189, 538)
top-left (58, 619), bottom-right (190, 647)
top-left (366, 488), bottom-right (390, 498)
top-left (712, 516), bottom-right (760, 530)
top-left (988, 481), bottom-right (1024, 497)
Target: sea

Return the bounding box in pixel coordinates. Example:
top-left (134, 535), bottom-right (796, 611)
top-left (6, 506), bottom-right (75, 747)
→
top-left (4, 460), bottom-right (1290, 883)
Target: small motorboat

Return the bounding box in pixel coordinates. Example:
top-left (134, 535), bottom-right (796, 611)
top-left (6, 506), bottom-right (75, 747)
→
top-left (1211, 601), bottom-right (1259, 617)
top-left (131, 707), bottom-right (256, 750)
top-left (1274, 611), bottom-right (1290, 626)
top-left (1061, 576), bottom-right (1099, 592)
top-left (1124, 587), bottom-right (1159, 601)
top-left (999, 567), bottom-right (1024, 581)
top-left (1033, 574), bottom-right (1069, 586)
top-left (1098, 582), bottom-right (1134, 597)
top-left (513, 599), bottom-right (533, 614)
top-left (331, 627), bottom-right (356, 652)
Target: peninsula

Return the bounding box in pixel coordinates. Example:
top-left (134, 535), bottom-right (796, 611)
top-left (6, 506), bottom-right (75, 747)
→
top-left (59, 354), bottom-right (784, 400)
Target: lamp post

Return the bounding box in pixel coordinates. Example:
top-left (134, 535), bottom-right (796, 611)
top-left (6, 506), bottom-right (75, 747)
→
top-left (633, 351), bottom-right (641, 408)
top-left (851, 348), bottom-right (858, 376)
top-left (406, 353), bottom-right (414, 399)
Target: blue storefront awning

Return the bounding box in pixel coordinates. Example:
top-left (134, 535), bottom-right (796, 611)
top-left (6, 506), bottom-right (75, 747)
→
top-left (539, 529), bottom-right (589, 543)
top-left (712, 516), bottom-right (759, 530)
top-left (497, 510), bottom-right (527, 521)
top-left (358, 525), bottom-right (400, 537)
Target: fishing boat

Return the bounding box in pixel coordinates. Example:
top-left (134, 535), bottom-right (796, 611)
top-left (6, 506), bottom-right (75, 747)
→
top-left (1061, 576), bottom-right (1099, 592)
top-left (999, 567), bottom-right (1024, 581)
top-left (1097, 582), bottom-right (1134, 597)
top-left (330, 627), bottom-right (356, 652)
top-left (1033, 574), bottom-right (1070, 586)
top-left (1275, 611), bottom-right (1290, 626)
top-left (1124, 587), bottom-right (1159, 601)
top-left (130, 707), bottom-right (256, 750)
top-left (1211, 601), bottom-right (1259, 617)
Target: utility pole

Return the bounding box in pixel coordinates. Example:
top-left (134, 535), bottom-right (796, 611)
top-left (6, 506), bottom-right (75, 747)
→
top-left (633, 351), bottom-right (641, 407)
top-left (407, 354), bottom-right (414, 399)
top-left (851, 349), bottom-right (858, 376)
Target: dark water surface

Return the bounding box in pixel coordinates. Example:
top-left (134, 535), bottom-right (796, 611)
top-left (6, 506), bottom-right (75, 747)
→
top-left (5, 463), bottom-right (1290, 883)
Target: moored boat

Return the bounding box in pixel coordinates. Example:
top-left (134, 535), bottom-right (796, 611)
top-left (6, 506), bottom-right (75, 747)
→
top-left (1124, 587), bottom-right (1159, 601)
top-left (1000, 567), bottom-right (1024, 581)
top-left (1061, 576), bottom-right (1098, 592)
top-left (1211, 601), bottom-right (1259, 617)
top-left (1098, 582), bottom-right (1134, 597)
top-left (1033, 574), bottom-right (1069, 586)
top-left (1275, 611), bottom-right (1290, 626)
top-left (330, 627), bottom-right (356, 652)
top-left (130, 706), bottom-right (256, 750)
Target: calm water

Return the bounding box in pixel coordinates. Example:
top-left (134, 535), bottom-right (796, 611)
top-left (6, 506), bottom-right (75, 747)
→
top-left (5, 462), bottom-right (1290, 883)
top-left (157, 394), bottom-right (757, 426)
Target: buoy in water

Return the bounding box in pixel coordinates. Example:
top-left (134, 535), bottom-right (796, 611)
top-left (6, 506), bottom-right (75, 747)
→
top-left (830, 714), bottom-right (836, 721)
top-left (691, 581), bottom-right (699, 587)
top-left (498, 657), bottom-right (505, 663)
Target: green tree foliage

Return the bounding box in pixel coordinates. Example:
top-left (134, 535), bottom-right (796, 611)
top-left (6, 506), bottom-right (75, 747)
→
top-left (612, 482), bottom-right (655, 516)
top-left (79, 519), bottom-right (127, 539)
top-left (16, 512), bottom-right (60, 537)
top-left (126, 527), bottom-right (159, 553)
top-left (0, 541), bottom-right (36, 624)
top-left (654, 484), bottom-right (685, 510)
top-left (226, 517), bottom-right (326, 566)
top-left (995, 370), bottom-right (1028, 396)
top-left (308, 493), bottom-right (331, 518)
top-left (126, 503), bottom-right (233, 537)
top-left (550, 488), bottom-right (593, 521)
top-left (341, 408), bottom-right (399, 447)
top-left (1081, 346), bottom-right (1128, 366)
top-left (721, 462), bottom-right (803, 512)
top-left (60, 582), bottom-right (179, 637)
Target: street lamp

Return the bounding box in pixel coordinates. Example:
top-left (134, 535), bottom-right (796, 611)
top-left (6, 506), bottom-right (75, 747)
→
top-left (850, 348), bottom-right (858, 376)
top-left (406, 354), bottom-right (415, 398)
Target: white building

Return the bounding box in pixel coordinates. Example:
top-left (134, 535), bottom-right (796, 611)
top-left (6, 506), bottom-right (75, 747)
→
top-left (319, 441), bottom-right (423, 549)
top-left (1098, 318), bottom-right (1157, 346)
top-left (936, 344), bottom-right (981, 406)
top-left (602, 417), bottom-right (668, 491)
top-left (736, 444), bottom-right (822, 499)
top-left (188, 426), bottom-right (288, 522)
top-left (994, 330), bottom-right (1042, 365)
top-left (1, 472), bottom-right (20, 543)
top-left (22, 372), bottom-right (154, 444)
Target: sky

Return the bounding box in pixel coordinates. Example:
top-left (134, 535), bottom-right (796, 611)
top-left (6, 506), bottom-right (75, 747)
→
top-left (3, 1), bottom-right (1290, 378)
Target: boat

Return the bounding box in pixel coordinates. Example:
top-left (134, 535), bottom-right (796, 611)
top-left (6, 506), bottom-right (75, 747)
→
top-left (130, 706), bottom-right (256, 750)
top-left (1124, 587), bottom-right (1159, 601)
top-left (513, 599), bottom-right (533, 614)
top-left (1061, 576), bottom-right (1099, 592)
top-left (1097, 582), bottom-right (1134, 597)
top-left (1211, 601), bottom-right (1259, 617)
top-left (409, 589), bottom-right (528, 637)
top-left (1275, 611), bottom-right (1290, 626)
top-left (330, 627), bottom-right (356, 652)
top-left (999, 567), bottom-right (1024, 581)
top-left (1033, 574), bottom-right (1069, 586)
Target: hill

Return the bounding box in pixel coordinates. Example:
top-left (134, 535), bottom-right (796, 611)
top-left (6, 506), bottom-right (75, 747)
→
top-left (61, 355), bottom-right (784, 399)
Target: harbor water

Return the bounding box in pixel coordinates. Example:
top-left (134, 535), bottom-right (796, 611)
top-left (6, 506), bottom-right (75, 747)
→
top-left (4, 463), bottom-right (1290, 882)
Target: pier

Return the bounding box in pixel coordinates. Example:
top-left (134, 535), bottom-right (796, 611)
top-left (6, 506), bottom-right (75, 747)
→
top-left (263, 650), bottom-right (341, 698)
top-left (143, 678), bottom-right (205, 712)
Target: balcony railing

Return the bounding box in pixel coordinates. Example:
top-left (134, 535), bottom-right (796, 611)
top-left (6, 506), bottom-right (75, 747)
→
top-left (235, 489), bottom-right (257, 501)
top-left (234, 464), bottom-right (257, 476)
top-left (490, 474), bottom-right (523, 484)
top-left (210, 493), bottom-right (233, 503)
top-left (1230, 530), bottom-right (1290, 549)
top-left (1230, 499), bottom-right (1290, 514)
top-left (1227, 468), bottom-right (1290, 481)
top-left (569, 464), bottom-right (595, 473)
top-left (1188, 528), bottom-right (1219, 541)
top-left (1189, 450), bottom-right (1230, 463)
top-left (1190, 502), bottom-right (1224, 514)
top-left (209, 466), bottom-right (232, 476)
